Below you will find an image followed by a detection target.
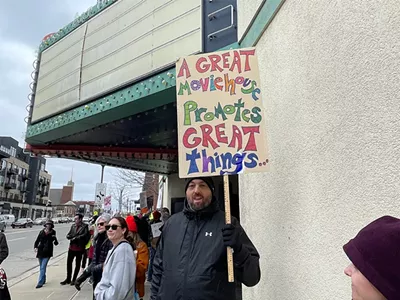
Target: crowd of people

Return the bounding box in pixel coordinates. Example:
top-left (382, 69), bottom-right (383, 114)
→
top-left (56, 207), bottom-right (170, 300)
top-left (0, 176), bottom-right (398, 300)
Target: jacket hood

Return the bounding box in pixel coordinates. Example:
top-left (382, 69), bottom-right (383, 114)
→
top-left (183, 196), bottom-right (220, 220)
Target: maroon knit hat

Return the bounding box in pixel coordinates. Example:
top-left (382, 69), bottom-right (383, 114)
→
top-left (343, 216), bottom-right (400, 299)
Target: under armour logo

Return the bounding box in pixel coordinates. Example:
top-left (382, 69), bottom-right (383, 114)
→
top-left (205, 232), bottom-right (212, 237)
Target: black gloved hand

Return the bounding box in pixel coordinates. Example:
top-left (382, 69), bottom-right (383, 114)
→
top-left (222, 224), bottom-right (242, 252)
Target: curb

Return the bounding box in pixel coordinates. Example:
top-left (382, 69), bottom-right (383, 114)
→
top-left (8, 251), bottom-right (67, 287)
top-left (69, 281), bottom-right (88, 300)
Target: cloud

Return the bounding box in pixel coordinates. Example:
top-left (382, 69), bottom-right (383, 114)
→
top-left (0, 1), bottom-right (145, 202)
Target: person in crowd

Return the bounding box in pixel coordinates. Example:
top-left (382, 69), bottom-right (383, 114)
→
top-left (87, 226), bottom-right (95, 284)
top-left (81, 225), bottom-right (95, 272)
top-left (134, 215), bottom-right (150, 247)
top-left (61, 213), bottom-right (90, 285)
top-left (126, 215), bottom-right (149, 300)
top-left (94, 217), bottom-right (136, 300)
top-left (0, 230), bottom-right (10, 300)
top-left (0, 229), bottom-right (8, 265)
top-left (34, 219), bottom-right (59, 288)
top-left (343, 215), bottom-right (400, 300)
top-left (160, 207), bottom-right (170, 223)
top-left (75, 214), bottom-right (113, 294)
top-left (147, 210), bottom-right (162, 283)
top-left (150, 177), bottom-right (260, 300)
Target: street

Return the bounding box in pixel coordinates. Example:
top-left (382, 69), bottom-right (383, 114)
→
top-left (3, 223), bottom-right (72, 281)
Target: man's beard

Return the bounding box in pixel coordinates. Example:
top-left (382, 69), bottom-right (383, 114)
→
top-left (188, 198), bottom-right (211, 211)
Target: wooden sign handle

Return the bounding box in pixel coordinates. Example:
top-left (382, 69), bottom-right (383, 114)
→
top-left (224, 174), bottom-right (234, 283)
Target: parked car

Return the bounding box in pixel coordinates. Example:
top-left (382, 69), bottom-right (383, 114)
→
top-left (12, 218), bottom-right (33, 228)
top-left (60, 217), bottom-right (69, 223)
top-left (33, 217), bottom-right (47, 225)
top-left (52, 217), bottom-right (60, 224)
top-left (0, 216), bottom-right (6, 232)
top-left (1, 214), bottom-right (15, 226)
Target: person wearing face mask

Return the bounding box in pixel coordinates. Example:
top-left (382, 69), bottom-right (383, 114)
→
top-left (150, 177), bottom-right (260, 300)
top-left (343, 215), bottom-right (400, 300)
top-left (94, 217), bottom-right (136, 300)
top-left (33, 219), bottom-right (58, 288)
top-left (74, 214), bottom-right (113, 296)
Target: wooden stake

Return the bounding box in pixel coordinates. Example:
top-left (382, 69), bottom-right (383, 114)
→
top-left (224, 174), bottom-right (235, 282)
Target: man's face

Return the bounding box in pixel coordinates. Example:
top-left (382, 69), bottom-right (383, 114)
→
top-left (75, 216), bottom-right (81, 225)
top-left (344, 263), bottom-right (386, 300)
top-left (186, 179), bottom-right (212, 211)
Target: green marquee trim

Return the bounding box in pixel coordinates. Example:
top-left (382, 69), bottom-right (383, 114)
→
top-left (239, 0), bottom-right (285, 47)
top-left (26, 68), bottom-right (176, 142)
top-left (39, 0), bottom-right (118, 53)
top-left (26, 0), bottom-right (285, 143)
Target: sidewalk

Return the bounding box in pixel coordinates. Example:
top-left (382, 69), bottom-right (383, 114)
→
top-left (8, 253), bottom-right (151, 300)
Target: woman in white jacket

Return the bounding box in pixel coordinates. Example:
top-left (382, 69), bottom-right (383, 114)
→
top-left (94, 217), bottom-right (136, 300)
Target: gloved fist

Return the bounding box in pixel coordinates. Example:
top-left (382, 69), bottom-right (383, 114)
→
top-left (222, 224), bottom-right (242, 252)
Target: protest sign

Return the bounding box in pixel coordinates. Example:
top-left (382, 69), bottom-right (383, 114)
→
top-left (176, 47), bottom-right (268, 282)
top-left (151, 222), bottom-right (163, 238)
top-left (176, 48), bottom-right (269, 178)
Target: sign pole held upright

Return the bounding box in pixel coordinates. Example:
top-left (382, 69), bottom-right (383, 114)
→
top-left (175, 47), bottom-right (269, 284)
top-left (224, 174), bottom-right (234, 282)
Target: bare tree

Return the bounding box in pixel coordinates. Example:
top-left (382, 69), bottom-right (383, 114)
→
top-left (110, 169), bottom-right (152, 212)
top-left (114, 169), bottom-right (159, 197)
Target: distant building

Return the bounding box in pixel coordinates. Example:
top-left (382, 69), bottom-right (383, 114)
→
top-left (74, 201), bottom-right (95, 215)
top-left (50, 177), bottom-right (77, 216)
top-left (139, 172), bottom-right (159, 210)
top-left (0, 137), bottom-right (52, 219)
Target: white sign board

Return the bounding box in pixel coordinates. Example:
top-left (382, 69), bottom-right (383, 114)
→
top-left (95, 183), bottom-right (107, 208)
top-left (151, 222), bottom-right (163, 238)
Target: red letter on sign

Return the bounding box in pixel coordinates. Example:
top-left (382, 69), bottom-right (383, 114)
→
top-left (215, 123), bottom-right (228, 144)
top-left (183, 128), bottom-right (201, 148)
top-left (200, 124), bottom-right (219, 149)
top-left (196, 57), bottom-right (210, 73)
top-left (242, 126), bottom-right (260, 151)
top-left (177, 58), bottom-right (191, 78)
top-left (209, 54), bottom-right (223, 72)
top-left (240, 49), bottom-right (255, 72)
top-left (228, 125), bottom-right (243, 150)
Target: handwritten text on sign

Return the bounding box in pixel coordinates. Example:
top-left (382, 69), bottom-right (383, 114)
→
top-left (176, 48), bottom-right (269, 178)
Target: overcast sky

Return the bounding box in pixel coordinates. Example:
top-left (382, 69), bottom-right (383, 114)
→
top-left (0, 1), bottom-right (141, 205)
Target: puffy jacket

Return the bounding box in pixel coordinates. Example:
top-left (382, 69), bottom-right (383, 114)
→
top-left (150, 198), bottom-right (260, 300)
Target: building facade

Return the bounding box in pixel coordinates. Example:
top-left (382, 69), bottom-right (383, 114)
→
top-left (0, 137), bottom-right (52, 219)
top-left (139, 172), bottom-right (159, 210)
top-left (23, 1), bottom-right (400, 299)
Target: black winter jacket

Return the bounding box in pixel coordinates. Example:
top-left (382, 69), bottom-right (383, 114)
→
top-left (0, 233), bottom-right (8, 264)
top-left (34, 229), bottom-right (58, 258)
top-left (91, 232), bottom-right (113, 283)
top-left (150, 198), bottom-right (260, 300)
top-left (66, 223), bottom-right (89, 249)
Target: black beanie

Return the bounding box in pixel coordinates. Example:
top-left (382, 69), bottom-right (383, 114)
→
top-left (185, 177), bottom-right (215, 194)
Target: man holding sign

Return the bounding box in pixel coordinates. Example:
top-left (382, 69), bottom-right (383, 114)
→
top-left (150, 176), bottom-right (260, 300)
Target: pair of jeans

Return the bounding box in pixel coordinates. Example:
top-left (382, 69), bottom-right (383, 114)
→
top-left (38, 257), bottom-right (50, 285)
top-left (147, 247), bottom-right (156, 281)
top-left (67, 249), bottom-right (84, 282)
